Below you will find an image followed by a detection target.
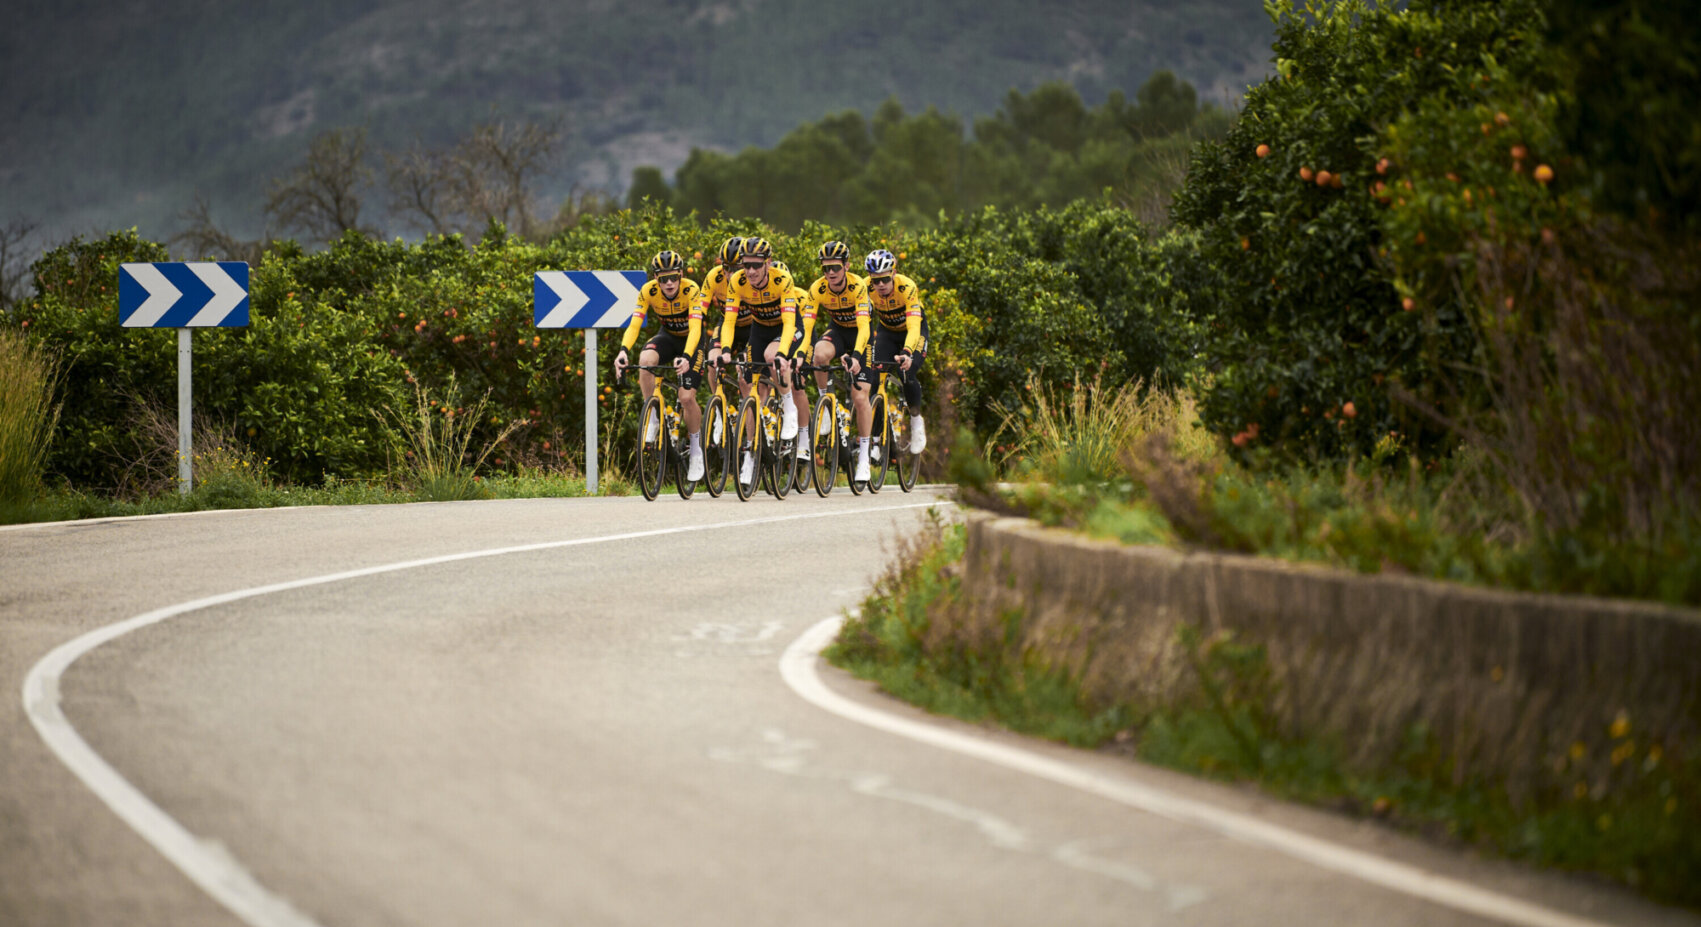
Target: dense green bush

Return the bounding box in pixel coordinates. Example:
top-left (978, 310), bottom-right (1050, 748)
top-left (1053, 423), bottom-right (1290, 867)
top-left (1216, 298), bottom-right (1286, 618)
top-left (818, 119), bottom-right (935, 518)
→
top-left (9, 201), bottom-right (1200, 492)
top-left (1171, 0), bottom-right (1554, 459)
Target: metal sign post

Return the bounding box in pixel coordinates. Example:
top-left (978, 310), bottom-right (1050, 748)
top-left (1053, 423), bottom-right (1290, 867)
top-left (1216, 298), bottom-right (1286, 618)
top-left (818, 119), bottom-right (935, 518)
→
top-left (118, 261), bottom-right (250, 495)
top-left (584, 329), bottom-right (598, 492)
top-left (533, 270), bottom-right (645, 495)
top-left (178, 329), bottom-right (192, 493)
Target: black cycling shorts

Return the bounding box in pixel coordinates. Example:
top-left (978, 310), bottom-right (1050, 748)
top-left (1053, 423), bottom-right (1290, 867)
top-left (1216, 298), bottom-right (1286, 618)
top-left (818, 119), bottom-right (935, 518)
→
top-left (871, 320), bottom-right (928, 376)
top-left (748, 323), bottom-right (789, 385)
top-left (643, 330), bottom-right (706, 391)
top-left (819, 323), bottom-right (873, 388)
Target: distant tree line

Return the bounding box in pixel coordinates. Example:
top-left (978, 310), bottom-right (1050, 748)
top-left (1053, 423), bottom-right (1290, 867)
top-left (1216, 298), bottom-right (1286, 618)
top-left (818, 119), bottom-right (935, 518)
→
top-left (174, 118), bottom-right (620, 261)
top-left (629, 72), bottom-right (1233, 230)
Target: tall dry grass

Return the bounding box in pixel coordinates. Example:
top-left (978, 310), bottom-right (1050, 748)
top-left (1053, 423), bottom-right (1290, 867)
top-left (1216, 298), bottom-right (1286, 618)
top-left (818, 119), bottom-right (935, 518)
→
top-left (0, 329), bottom-right (60, 509)
top-left (379, 374), bottom-right (524, 500)
top-left (992, 372), bottom-right (1214, 485)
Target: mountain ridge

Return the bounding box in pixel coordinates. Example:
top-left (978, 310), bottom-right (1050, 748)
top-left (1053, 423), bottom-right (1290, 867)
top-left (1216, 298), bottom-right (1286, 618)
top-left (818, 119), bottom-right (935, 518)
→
top-left (1, 0), bottom-right (1273, 243)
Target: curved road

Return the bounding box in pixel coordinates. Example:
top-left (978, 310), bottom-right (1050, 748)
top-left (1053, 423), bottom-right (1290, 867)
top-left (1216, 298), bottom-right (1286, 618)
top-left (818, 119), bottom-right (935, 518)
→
top-left (1, 492), bottom-right (1693, 927)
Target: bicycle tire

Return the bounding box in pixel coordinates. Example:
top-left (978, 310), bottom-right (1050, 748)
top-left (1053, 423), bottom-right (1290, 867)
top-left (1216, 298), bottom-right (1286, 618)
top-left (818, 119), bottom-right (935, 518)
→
top-left (868, 393), bottom-right (889, 493)
top-left (768, 398), bottom-right (795, 500)
top-left (703, 395), bottom-right (728, 498)
top-left (637, 396), bottom-right (665, 501)
top-left (896, 403), bottom-right (919, 493)
top-left (733, 397), bottom-right (760, 502)
top-left (811, 394), bottom-right (838, 497)
top-left (672, 409), bottom-right (695, 500)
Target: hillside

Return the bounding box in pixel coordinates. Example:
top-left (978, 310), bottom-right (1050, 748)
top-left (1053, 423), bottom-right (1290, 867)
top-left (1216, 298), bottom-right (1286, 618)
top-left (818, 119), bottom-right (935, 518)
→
top-left (0, 0), bottom-right (1273, 243)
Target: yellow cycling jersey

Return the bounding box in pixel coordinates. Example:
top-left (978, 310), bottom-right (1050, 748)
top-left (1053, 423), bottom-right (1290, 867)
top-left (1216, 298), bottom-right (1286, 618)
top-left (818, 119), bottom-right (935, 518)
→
top-left (722, 264), bottom-right (797, 347)
top-left (698, 264), bottom-right (746, 336)
top-left (800, 272), bottom-right (872, 356)
top-left (620, 277), bottom-right (704, 354)
top-left (868, 272), bottom-right (925, 352)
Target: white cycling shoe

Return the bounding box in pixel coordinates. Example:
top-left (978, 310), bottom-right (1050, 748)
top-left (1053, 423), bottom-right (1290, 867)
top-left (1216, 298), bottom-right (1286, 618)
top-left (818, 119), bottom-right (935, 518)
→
top-left (909, 417), bottom-right (926, 455)
top-left (797, 442), bottom-right (811, 463)
top-left (780, 403), bottom-right (798, 440)
top-left (854, 457), bottom-right (871, 483)
top-left (687, 453), bottom-right (705, 482)
top-left (740, 451), bottom-right (755, 486)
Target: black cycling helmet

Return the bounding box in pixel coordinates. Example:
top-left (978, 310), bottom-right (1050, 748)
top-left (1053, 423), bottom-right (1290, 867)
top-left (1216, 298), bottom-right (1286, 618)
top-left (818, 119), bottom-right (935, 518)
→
top-left (742, 237), bottom-right (774, 261)
top-left (717, 237), bottom-right (745, 266)
top-left (649, 250), bottom-right (685, 277)
top-left (817, 240), bottom-right (851, 264)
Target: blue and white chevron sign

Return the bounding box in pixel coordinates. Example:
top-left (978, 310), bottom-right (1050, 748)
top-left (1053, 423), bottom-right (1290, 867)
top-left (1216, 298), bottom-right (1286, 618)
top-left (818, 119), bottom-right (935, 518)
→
top-left (118, 262), bottom-right (250, 328)
top-left (533, 270), bottom-right (647, 329)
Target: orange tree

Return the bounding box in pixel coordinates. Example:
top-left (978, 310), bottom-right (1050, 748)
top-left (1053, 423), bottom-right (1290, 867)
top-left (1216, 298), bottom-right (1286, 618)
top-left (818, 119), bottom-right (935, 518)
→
top-left (1170, 0), bottom-right (1556, 460)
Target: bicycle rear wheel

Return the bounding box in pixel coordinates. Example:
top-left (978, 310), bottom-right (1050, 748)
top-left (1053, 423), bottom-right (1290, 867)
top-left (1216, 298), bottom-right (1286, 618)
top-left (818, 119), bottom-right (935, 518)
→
top-left (810, 395), bottom-right (838, 497)
top-left (733, 397), bottom-right (760, 502)
top-left (637, 396), bottom-right (665, 501)
top-left (868, 394), bottom-right (889, 493)
top-left (896, 404), bottom-right (919, 493)
top-left (703, 395), bottom-right (728, 497)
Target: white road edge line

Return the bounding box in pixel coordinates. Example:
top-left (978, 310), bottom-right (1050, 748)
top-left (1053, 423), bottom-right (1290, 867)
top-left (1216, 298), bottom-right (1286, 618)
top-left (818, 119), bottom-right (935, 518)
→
top-left (21, 498), bottom-right (949, 927)
top-left (781, 614), bottom-right (1616, 927)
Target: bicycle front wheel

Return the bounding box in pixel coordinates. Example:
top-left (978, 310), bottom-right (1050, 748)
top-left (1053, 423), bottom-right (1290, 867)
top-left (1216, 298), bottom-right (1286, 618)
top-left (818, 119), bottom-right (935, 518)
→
top-left (703, 395), bottom-right (728, 497)
top-left (637, 396), bottom-right (665, 501)
top-left (768, 399), bottom-right (795, 500)
top-left (672, 411), bottom-right (695, 500)
top-left (733, 397), bottom-right (760, 502)
top-left (810, 394), bottom-right (839, 497)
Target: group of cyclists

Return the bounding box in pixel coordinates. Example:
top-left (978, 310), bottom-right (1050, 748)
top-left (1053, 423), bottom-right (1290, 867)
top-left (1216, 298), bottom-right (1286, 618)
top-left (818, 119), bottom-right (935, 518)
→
top-left (611, 235), bottom-right (929, 493)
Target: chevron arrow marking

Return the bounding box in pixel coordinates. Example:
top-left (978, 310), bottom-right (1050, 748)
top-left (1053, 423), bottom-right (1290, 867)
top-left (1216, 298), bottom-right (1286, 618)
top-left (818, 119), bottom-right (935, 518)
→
top-left (186, 263), bottom-right (248, 326)
top-left (121, 264), bottom-right (182, 328)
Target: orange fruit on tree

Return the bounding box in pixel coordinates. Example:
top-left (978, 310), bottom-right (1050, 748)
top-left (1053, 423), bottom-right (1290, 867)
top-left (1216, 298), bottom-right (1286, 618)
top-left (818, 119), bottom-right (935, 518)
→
top-left (1342, 402), bottom-right (1357, 419)
top-left (1256, 144), bottom-right (1271, 158)
top-left (1331, 173), bottom-right (1344, 189)
top-left (1401, 296), bottom-right (1416, 312)
top-left (1510, 144), bottom-right (1528, 160)
top-left (1376, 158), bottom-right (1391, 174)
top-left (1534, 164), bottom-right (1554, 183)
top-left (1241, 237), bottom-right (1251, 251)
top-left (1316, 170), bottom-right (1333, 187)
top-left (1300, 166), bottom-right (1314, 182)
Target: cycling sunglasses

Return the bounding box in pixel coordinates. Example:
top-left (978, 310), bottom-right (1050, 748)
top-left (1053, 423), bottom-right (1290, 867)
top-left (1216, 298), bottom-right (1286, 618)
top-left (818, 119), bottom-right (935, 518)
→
top-left (868, 274), bottom-right (894, 285)
top-left (656, 273), bottom-right (682, 283)
top-left (741, 261), bottom-right (766, 271)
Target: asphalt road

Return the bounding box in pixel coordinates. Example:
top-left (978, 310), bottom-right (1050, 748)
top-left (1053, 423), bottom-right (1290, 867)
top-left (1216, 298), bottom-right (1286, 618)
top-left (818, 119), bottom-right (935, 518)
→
top-left (2, 491), bottom-right (1694, 927)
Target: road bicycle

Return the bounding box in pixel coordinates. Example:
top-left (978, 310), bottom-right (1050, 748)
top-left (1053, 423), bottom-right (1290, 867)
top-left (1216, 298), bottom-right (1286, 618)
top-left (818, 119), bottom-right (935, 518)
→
top-left (728, 359), bottom-right (800, 501)
top-left (698, 361), bottom-right (744, 498)
top-left (866, 360), bottom-right (921, 493)
top-left (629, 364), bottom-right (698, 501)
top-left (797, 360), bottom-right (862, 497)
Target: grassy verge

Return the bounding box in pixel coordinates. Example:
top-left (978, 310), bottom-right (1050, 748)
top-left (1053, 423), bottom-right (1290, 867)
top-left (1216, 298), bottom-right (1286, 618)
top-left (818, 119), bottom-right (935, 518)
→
top-left (827, 518), bottom-right (1701, 907)
top-left (970, 376), bottom-right (1701, 608)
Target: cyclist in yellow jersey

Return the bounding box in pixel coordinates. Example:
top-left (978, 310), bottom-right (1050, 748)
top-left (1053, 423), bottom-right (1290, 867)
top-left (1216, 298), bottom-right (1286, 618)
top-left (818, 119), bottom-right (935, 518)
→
top-left (700, 236), bottom-right (749, 405)
top-left (800, 240), bottom-right (875, 475)
top-left (785, 270), bottom-right (815, 465)
top-left (613, 250), bottom-right (708, 480)
top-left (864, 248), bottom-right (928, 464)
top-left (718, 236), bottom-right (800, 438)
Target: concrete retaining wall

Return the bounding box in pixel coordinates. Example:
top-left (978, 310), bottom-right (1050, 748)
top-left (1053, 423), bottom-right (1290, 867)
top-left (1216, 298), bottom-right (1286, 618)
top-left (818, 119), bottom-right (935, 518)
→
top-left (940, 512), bottom-right (1701, 795)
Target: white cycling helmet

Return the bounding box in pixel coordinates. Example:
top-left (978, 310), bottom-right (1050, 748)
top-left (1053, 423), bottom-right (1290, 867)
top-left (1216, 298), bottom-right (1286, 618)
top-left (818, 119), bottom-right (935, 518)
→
top-left (864, 249), bottom-right (896, 276)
